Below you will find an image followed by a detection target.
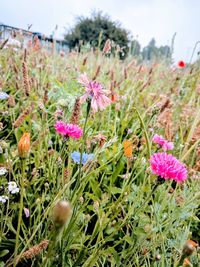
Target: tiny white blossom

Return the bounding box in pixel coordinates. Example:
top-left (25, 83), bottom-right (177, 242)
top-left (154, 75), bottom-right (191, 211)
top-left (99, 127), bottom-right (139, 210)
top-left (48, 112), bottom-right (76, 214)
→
top-left (8, 182), bottom-right (19, 194)
top-left (0, 195), bottom-right (9, 203)
top-left (0, 167), bottom-right (7, 176)
top-left (141, 157), bottom-right (146, 164)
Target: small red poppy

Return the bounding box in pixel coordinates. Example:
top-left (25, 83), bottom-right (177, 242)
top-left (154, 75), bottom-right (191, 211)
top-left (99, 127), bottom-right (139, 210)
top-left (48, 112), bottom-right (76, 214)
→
top-left (178, 60), bottom-right (186, 68)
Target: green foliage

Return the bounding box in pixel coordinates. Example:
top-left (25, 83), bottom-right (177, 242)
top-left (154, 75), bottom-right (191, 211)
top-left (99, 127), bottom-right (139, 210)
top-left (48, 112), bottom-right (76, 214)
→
top-left (64, 11), bottom-right (130, 58)
top-left (130, 39), bottom-right (141, 56)
top-left (142, 38), bottom-right (172, 61)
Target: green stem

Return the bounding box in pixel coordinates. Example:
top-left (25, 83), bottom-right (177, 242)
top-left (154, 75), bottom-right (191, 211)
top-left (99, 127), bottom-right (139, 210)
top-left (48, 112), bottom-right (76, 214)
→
top-left (41, 228), bottom-right (60, 267)
top-left (14, 159), bottom-right (26, 266)
top-left (134, 107), bottom-right (151, 159)
top-left (74, 99), bottom-right (91, 193)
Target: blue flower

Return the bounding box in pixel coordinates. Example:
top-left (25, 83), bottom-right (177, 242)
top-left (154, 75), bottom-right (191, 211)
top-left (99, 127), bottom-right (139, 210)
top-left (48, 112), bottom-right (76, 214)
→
top-left (71, 151), bottom-right (94, 165)
top-left (0, 92), bottom-right (9, 100)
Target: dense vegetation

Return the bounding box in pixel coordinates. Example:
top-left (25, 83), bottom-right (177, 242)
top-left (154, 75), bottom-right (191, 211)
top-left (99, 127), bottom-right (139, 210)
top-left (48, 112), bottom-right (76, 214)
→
top-left (0, 38), bottom-right (199, 267)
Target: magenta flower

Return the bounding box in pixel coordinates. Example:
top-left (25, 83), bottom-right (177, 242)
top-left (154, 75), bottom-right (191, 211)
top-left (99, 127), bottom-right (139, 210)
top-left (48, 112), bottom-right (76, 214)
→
top-left (152, 134), bottom-right (174, 151)
top-left (150, 152), bottom-right (187, 182)
top-left (54, 121), bottom-right (83, 139)
top-left (78, 73), bottom-right (111, 112)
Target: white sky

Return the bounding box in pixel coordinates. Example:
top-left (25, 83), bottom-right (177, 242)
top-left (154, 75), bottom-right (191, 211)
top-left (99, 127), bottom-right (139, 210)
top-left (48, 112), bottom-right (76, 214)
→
top-left (1, 0), bottom-right (200, 62)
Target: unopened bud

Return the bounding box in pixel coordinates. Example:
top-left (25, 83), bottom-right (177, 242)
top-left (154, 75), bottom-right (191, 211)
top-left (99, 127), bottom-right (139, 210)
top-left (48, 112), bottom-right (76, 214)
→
top-left (93, 201), bottom-right (99, 211)
top-left (155, 254), bottom-right (161, 261)
top-left (182, 240), bottom-right (198, 256)
top-left (183, 258), bottom-right (192, 266)
top-left (79, 196), bottom-right (84, 204)
top-left (18, 133), bottom-right (30, 158)
top-left (52, 200), bottom-right (72, 227)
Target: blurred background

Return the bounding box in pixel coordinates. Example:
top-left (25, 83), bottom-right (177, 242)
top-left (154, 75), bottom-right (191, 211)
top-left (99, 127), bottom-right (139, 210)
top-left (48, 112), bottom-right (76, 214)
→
top-left (1, 0), bottom-right (200, 62)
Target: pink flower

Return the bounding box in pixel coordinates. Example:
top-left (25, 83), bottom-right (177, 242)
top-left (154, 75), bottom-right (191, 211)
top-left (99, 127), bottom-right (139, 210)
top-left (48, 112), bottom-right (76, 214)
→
top-left (150, 152), bottom-right (187, 182)
top-left (78, 73), bottom-right (111, 112)
top-left (54, 121), bottom-right (83, 139)
top-left (152, 134), bottom-right (174, 151)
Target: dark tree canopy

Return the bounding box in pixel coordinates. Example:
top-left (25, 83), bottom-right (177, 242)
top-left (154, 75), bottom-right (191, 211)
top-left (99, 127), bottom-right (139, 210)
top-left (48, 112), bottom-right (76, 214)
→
top-left (64, 12), bottom-right (130, 58)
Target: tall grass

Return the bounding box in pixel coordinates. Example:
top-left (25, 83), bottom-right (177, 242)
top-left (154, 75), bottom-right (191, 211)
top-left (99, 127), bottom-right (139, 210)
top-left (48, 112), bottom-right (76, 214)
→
top-left (0, 40), bottom-right (199, 266)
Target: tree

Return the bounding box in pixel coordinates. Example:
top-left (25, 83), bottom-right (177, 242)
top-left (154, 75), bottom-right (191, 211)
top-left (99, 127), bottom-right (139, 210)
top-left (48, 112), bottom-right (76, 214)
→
top-left (142, 38), bottom-right (171, 61)
top-left (64, 12), bottom-right (130, 58)
top-left (142, 38), bottom-right (158, 60)
top-left (158, 45), bottom-right (171, 58)
top-left (130, 39), bottom-right (141, 56)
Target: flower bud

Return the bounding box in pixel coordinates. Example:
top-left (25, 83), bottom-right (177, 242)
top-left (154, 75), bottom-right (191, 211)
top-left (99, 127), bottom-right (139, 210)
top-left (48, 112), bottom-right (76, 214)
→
top-left (18, 133), bottom-right (30, 158)
top-left (182, 240), bottom-right (198, 256)
top-left (183, 258), bottom-right (192, 266)
top-left (52, 200), bottom-right (72, 228)
top-left (123, 140), bottom-right (133, 158)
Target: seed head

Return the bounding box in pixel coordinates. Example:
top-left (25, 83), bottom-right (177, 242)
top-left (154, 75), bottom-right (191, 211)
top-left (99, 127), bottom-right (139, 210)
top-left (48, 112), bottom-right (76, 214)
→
top-left (52, 200), bottom-right (72, 228)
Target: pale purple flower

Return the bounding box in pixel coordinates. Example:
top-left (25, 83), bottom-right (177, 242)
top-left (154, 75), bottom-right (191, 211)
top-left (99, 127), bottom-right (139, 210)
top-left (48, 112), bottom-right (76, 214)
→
top-left (78, 73), bottom-right (111, 112)
top-left (0, 92), bottom-right (9, 100)
top-left (150, 152), bottom-right (187, 182)
top-left (0, 195), bottom-right (9, 203)
top-left (24, 207), bottom-right (30, 218)
top-left (152, 134), bottom-right (174, 151)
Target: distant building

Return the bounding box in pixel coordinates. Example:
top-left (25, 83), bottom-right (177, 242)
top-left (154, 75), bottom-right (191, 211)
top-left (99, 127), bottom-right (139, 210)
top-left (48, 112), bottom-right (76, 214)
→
top-left (0, 23), bottom-right (68, 52)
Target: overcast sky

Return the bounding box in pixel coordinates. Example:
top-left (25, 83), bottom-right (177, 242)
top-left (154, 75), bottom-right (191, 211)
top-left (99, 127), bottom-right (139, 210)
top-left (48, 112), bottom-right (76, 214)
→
top-left (1, 0), bottom-right (200, 62)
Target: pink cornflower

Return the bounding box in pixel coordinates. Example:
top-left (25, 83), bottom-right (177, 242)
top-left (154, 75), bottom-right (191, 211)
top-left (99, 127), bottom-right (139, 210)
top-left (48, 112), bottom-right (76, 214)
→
top-left (78, 73), bottom-right (111, 112)
top-left (152, 134), bottom-right (174, 151)
top-left (54, 121), bottom-right (83, 139)
top-left (150, 152), bottom-right (187, 182)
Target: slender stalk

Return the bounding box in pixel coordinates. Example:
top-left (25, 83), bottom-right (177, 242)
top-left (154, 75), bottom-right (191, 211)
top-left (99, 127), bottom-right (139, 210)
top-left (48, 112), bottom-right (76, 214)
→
top-left (14, 159), bottom-right (26, 267)
top-left (41, 228), bottom-right (60, 267)
top-left (74, 99), bottom-right (91, 192)
top-left (134, 107), bottom-right (151, 159)
top-left (189, 40), bottom-right (200, 64)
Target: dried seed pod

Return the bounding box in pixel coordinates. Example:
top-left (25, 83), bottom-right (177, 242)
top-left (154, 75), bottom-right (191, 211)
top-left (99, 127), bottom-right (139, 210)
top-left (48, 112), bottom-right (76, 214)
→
top-left (17, 240), bottom-right (49, 262)
top-left (22, 61), bottom-right (30, 96)
top-left (93, 65), bottom-right (101, 80)
top-left (13, 103), bottom-right (34, 128)
top-left (82, 56), bottom-right (87, 66)
top-left (70, 97), bottom-right (81, 125)
top-left (103, 39), bottom-right (111, 54)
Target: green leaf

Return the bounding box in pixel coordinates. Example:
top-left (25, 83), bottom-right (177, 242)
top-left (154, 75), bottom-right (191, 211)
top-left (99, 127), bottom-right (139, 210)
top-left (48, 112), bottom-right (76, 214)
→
top-left (0, 250), bottom-right (9, 258)
top-left (109, 186), bottom-right (122, 195)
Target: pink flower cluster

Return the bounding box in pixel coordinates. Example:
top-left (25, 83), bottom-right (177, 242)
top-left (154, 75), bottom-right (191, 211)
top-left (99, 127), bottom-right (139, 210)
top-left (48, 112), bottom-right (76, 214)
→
top-left (78, 73), bottom-right (111, 112)
top-left (54, 121), bottom-right (83, 139)
top-left (150, 152), bottom-right (187, 182)
top-left (152, 134), bottom-right (174, 151)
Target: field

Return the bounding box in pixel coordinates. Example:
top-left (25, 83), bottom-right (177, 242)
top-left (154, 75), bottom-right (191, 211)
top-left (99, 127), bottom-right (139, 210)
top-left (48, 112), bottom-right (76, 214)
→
top-left (0, 41), bottom-right (199, 267)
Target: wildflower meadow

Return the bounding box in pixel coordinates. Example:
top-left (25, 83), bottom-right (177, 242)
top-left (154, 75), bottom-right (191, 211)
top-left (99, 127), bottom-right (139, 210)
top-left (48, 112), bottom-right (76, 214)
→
top-left (0, 39), bottom-right (199, 267)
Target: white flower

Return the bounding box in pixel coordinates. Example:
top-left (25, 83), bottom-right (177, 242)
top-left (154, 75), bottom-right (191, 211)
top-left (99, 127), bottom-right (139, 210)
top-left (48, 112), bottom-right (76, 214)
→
top-left (0, 167), bottom-right (7, 176)
top-left (0, 195), bottom-right (9, 203)
top-left (8, 182), bottom-right (19, 194)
